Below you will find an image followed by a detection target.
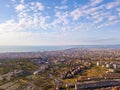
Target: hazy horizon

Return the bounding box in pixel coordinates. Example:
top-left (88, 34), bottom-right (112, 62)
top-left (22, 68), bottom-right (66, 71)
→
top-left (1, 44), bottom-right (120, 46)
top-left (0, 45), bottom-right (120, 53)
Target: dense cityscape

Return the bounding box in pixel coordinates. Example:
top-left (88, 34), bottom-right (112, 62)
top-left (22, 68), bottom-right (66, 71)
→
top-left (0, 48), bottom-right (120, 90)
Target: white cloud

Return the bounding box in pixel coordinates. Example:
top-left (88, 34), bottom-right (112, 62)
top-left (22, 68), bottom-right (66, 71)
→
top-left (8, 0), bottom-right (120, 33)
top-left (16, 4), bottom-right (26, 11)
top-left (15, 2), bottom-right (44, 17)
top-left (55, 5), bottom-right (68, 9)
top-left (108, 15), bottom-right (117, 21)
top-left (106, 0), bottom-right (120, 9)
top-left (39, 16), bottom-right (50, 29)
top-left (0, 15), bottom-right (50, 34)
top-left (94, 18), bottom-right (103, 23)
top-left (0, 0), bottom-right (120, 45)
top-left (0, 19), bottom-right (17, 33)
top-left (1, 0), bottom-right (120, 35)
top-left (20, 0), bottom-right (24, 3)
top-left (116, 8), bottom-right (120, 12)
top-left (55, 11), bottom-right (69, 25)
top-left (36, 2), bottom-right (44, 11)
top-left (84, 7), bottom-right (100, 14)
top-left (25, 2), bottom-right (44, 13)
top-left (97, 19), bottom-right (120, 29)
top-left (11, 0), bottom-right (16, 3)
top-left (71, 8), bottom-right (82, 20)
top-left (70, 0), bottom-right (120, 29)
top-left (70, 4), bottom-right (104, 21)
top-left (116, 8), bottom-right (120, 16)
top-left (7, 1), bottom-right (47, 32)
top-left (62, 0), bottom-right (67, 4)
top-left (90, 0), bottom-right (103, 6)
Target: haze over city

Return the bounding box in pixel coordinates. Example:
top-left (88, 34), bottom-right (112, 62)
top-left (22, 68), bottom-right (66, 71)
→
top-left (0, 0), bottom-right (120, 46)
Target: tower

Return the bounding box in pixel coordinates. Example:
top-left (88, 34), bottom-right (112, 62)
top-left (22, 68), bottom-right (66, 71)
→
top-left (75, 80), bottom-right (77, 90)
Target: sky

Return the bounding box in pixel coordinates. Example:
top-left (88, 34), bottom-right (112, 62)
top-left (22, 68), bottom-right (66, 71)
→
top-left (0, 0), bottom-right (120, 46)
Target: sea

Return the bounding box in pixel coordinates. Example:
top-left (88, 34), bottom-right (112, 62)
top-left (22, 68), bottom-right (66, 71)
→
top-left (0, 45), bottom-right (120, 53)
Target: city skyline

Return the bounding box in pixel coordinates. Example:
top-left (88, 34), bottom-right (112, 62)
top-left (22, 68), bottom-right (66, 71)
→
top-left (0, 0), bottom-right (120, 46)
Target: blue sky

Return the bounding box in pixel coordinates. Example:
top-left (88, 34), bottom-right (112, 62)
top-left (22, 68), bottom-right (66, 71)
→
top-left (0, 0), bottom-right (120, 46)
